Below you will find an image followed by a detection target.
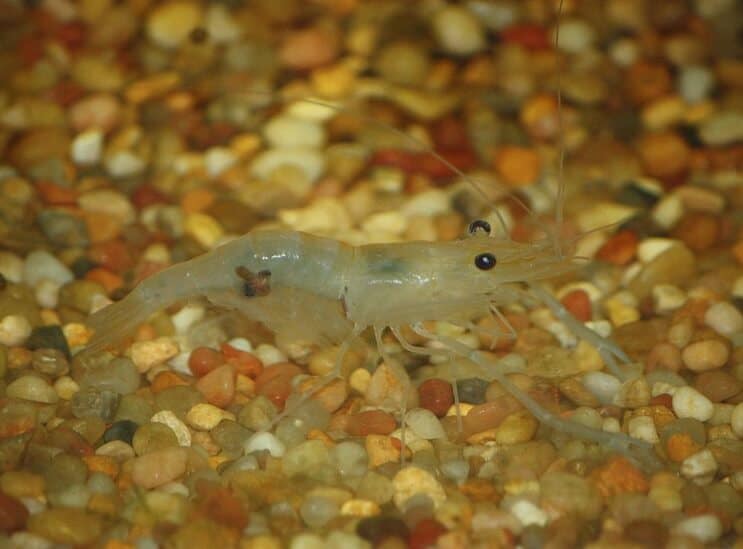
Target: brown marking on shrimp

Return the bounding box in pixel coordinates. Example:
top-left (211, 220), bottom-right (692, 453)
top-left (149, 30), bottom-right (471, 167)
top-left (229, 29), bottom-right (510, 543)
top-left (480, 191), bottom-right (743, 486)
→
top-left (236, 266), bottom-right (272, 297)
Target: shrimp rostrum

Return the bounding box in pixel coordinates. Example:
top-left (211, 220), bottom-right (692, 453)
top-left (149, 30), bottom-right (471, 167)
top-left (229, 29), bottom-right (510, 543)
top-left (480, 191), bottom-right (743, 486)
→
top-left (84, 215), bottom-right (662, 470)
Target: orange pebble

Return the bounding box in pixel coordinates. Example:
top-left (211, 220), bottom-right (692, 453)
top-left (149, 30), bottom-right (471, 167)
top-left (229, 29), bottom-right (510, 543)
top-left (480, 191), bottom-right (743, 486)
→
top-left (560, 289), bottom-right (592, 322)
top-left (188, 346), bottom-right (224, 378)
top-left (493, 146), bottom-right (541, 187)
top-left (150, 371), bottom-right (189, 393)
top-left (638, 131), bottom-right (690, 179)
top-left (254, 362), bottom-right (303, 410)
top-left (665, 433), bottom-right (702, 463)
top-left (83, 455), bottom-right (120, 479)
top-left (36, 180), bottom-right (78, 205)
top-left (84, 211), bottom-right (122, 243)
top-left (592, 456), bottom-right (650, 498)
top-left (733, 240), bottom-right (743, 265)
top-left (85, 267), bottom-right (123, 294)
top-left (221, 343), bottom-right (263, 378)
top-left (195, 364), bottom-right (235, 408)
top-left (180, 187), bottom-right (215, 214)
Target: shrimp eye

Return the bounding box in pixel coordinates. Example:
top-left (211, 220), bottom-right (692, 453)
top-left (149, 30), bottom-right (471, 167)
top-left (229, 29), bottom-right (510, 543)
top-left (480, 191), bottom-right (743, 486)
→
top-left (468, 219), bottom-right (491, 235)
top-left (474, 252), bottom-right (497, 270)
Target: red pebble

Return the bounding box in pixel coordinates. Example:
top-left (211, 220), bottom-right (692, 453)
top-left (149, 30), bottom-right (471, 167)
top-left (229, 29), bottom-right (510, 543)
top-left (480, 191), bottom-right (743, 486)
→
top-left (560, 289), bottom-right (592, 323)
top-left (89, 239), bottom-right (134, 273)
top-left (650, 393), bottom-right (673, 409)
top-left (188, 347), bottom-right (224, 378)
top-left (254, 363), bottom-right (303, 410)
top-left (500, 24), bottom-right (550, 50)
top-left (418, 379), bottom-right (454, 417)
top-left (221, 343), bottom-right (263, 379)
top-left (409, 518), bottom-right (447, 549)
top-left (345, 410), bottom-right (397, 436)
top-left (596, 230), bottom-right (638, 266)
top-left (0, 492), bottom-right (29, 533)
top-left (132, 184), bottom-right (170, 209)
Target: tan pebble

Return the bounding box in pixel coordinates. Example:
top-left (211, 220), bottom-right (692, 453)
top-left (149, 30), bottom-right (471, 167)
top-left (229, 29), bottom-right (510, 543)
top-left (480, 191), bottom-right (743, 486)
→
top-left (27, 508), bottom-right (103, 545)
top-left (146, 0), bottom-right (203, 49)
top-left (494, 412), bottom-right (538, 444)
top-left (63, 322), bottom-right (93, 347)
top-left (392, 466), bottom-right (447, 510)
top-left (682, 340), bottom-right (729, 372)
top-left (151, 410), bottom-right (192, 446)
top-left (0, 471), bottom-right (45, 498)
top-left (131, 446), bottom-right (188, 489)
top-left (340, 498), bottom-right (381, 517)
top-left (349, 368), bottom-right (371, 394)
top-left (184, 213), bottom-right (224, 249)
top-left (6, 375), bottom-right (58, 404)
top-left (365, 434), bottom-right (400, 468)
top-left (300, 377), bottom-right (348, 413)
top-left (186, 403), bottom-right (235, 430)
top-left (129, 337), bottom-right (179, 372)
top-left (96, 440), bottom-right (136, 460)
top-left (366, 362), bottom-right (409, 410)
top-left (614, 377), bottom-right (651, 408)
top-left (54, 376), bottom-right (80, 400)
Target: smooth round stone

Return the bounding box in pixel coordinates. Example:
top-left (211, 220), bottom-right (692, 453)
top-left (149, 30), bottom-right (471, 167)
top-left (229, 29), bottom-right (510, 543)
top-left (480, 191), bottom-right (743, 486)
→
top-left (102, 420), bottom-right (139, 445)
top-left (210, 419), bottom-right (250, 456)
top-left (405, 408), bottom-right (446, 440)
top-left (131, 446), bottom-right (189, 489)
top-left (282, 440), bottom-right (330, 478)
top-left (44, 454), bottom-right (87, 493)
top-left (392, 467), bottom-right (446, 511)
top-left (330, 441), bottom-right (368, 478)
top-left (456, 377), bottom-right (489, 404)
top-left (78, 189), bottom-right (135, 224)
top-left (114, 393), bottom-right (154, 425)
top-left (704, 302), bottom-right (743, 337)
top-left (151, 410), bottom-right (191, 447)
top-left (672, 386), bottom-right (714, 422)
top-left (23, 250), bottom-right (73, 287)
top-left (6, 375), bottom-right (58, 404)
top-left (699, 111), bottom-right (743, 146)
top-left (250, 147), bottom-right (326, 184)
top-left (69, 93), bottom-right (121, 133)
top-left (432, 5), bottom-right (486, 55)
top-left (0, 252), bottom-right (23, 284)
top-left (0, 491), bottom-right (29, 533)
top-left (37, 210), bottom-right (89, 247)
top-left (154, 385), bottom-right (204, 421)
top-left (731, 403), bottom-right (743, 438)
top-left (71, 387), bottom-right (120, 421)
top-left (87, 472), bottom-right (116, 495)
top-left (681, 340), bottom-right (729, 372)
top-left (48, 482), bottom-right (91, 509)
top-left (264, 115), bottom-right (326, 149)
top-left (71, 130), bottom-right (103, 166)
top-left (540, 472), bottom-right (603, 520)
top-left (678, 65), bottom-right (714, 103)
top-left (244, 431), bottom-right (285, 458)
top-left (57, 280), bottom-right (106, 314)
top-left (356, 515), bottom-right (409, 545)
top-left (300, 495), bottom-right (339, 528)
top-left (238, 395), bottom-right (277, 432)
top-left (146, 1), bottom-right (203, 49)
top-left (79, 357), bottom-right (140, 394)
top-left (694, 371), bottom-right (741, 402)
top-left (132, 422), bottom-right (180, 456)
top-left (204, 4), bottom-right (242, 43)
top-left (27, 508), bottom-right (103, 545)
top-left (375, 41), bottom-right (431, 87)
top-left (30, 348), bottom-right (69, 378)
top-left (554, 18), bottom-right (596, 53)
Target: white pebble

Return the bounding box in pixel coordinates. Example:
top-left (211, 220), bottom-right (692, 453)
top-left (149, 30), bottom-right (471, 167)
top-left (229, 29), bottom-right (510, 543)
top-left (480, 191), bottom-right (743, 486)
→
top-left (651, 194), bottom-right (684, 230)
top-left (105, 150), bottom-right (146, 178)
top-left (264, 115), bottom-right (326, 149)
top-left (731, 403), bottom-right (743, 438)
top-left (678, 65), bottom-right (715, 103)
top-left (401, 189), bottom-right (450, 217)
top-left (170, 303), bottom-right (206, 335)
top-left (704, 301), bottom-right (743, 337)
top-left (672, 386), bottom-right (714, 422)
top-left (672, 514), bottom-right (723, 544)
top-left (680, 449), bottom-right (717, 482)
top-left (204, 147), bottom-right (237, 177)
top-left (24, 250), bottom-right (74, 287)
top-left (361, 211), bottom-right (408, 237)
top-left (652, 284), bottom-right (687, 314)
top-left (71, 129), bottom-right (103, 166)
top-left (553, 19), bottom-right (596, 54)
top-left (254, 343), bottom-right (286, 366)
top-left (405, 408), bottom-right (445, 440)
top-left (627, 416), bottom-right (659, 444)
top-left (128, 337), bottom-right (180, 373)
top-left (609, 38), bottom-right (639, 67)
top-left (581, 371), bottom-right (621, 405)
top-left (251, 147), bottom-right (326, 184)
top-left (0, 315), bottom-right (32, 346)
top-left (509, 499), bottom-right (548, 527)
top-left (204, 4), bottom-right (242, 43)
top-left (244, 432), bottom-right (286, 457)
top-left (34, 279), bottom-right (61, 309)
top-left (637, 238), bottom-right (676, 263)
top-left (431, 5), bottom-right (485, 56)
top-left (226, 337), bottom-right (253, 352)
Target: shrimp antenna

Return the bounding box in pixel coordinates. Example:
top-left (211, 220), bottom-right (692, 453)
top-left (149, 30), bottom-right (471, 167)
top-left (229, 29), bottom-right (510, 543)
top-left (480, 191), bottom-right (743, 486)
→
top-left (240, 91), bottom-right (525, 239)
top-left (553, 0), bottom-right (566, 257)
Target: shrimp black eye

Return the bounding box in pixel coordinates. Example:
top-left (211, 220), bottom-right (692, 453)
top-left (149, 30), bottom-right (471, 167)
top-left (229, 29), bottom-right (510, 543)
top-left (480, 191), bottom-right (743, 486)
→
top-left (468, 219), bottom-right (491, 235)
top-left (474, 253), bottom-right (496, 270)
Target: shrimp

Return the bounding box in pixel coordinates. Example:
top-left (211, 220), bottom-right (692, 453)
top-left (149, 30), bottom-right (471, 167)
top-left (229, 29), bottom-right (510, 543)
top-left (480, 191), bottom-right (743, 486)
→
top-left (83, 2), bottom-right (662, 472)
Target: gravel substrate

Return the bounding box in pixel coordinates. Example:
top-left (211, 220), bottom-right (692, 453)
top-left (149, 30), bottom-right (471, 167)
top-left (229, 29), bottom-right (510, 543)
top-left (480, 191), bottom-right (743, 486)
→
top-left (0, 0), bottom-right (742, 547)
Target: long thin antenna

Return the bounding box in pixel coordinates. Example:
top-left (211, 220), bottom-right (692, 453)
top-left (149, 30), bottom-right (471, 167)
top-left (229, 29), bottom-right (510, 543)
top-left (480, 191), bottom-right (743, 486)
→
top-left (554, 0), bottom-right (566, 254)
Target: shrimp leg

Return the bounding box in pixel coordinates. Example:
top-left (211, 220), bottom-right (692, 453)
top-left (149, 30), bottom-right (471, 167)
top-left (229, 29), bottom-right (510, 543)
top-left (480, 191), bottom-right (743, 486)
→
top-left (527, 284), bottom-right (631, 380)
top-left (410, 323), bottom-right (662, 472)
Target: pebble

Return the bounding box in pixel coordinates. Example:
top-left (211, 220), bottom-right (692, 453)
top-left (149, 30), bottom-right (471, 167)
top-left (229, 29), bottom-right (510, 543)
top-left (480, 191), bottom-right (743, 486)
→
top-left (184, 213), bottom-right (224, 249)
top-left (195, 364), bottom-right (235, 408)
top-left (151, 410), bottom-right (191, 446)
top-left (27, 508), bottom-right (103, 545)
top-left (280, 27), bottom-right (339, 70)
top-left (540, 472), bottom-right (603, 520)
top-left (672, 386), bottom-right (715, 421)
top-left (251, 148), bottom-right (326, 185)
top-left (0, 491), bottom-right (28, 533)
top-left (681, 340), bottom-right (729, 372)
top-left (23, 250), bottom-right (74, 287)
top-left (79, 357), bottom-right (140, 395)
top-left (680, 448), bottom-right (717, 482)
top-left (652, 193), bottom-right (684, 230)
top-left (102, 420), bottom-right (139, 445)
top-left (70, 130), bottom-right (103, 165)
top-left (392, 466), bottom-right (446, 511)
top-left (582, 371), bottom-right (622, 405)
top-left (244, 431), bottom-right (286, 458)
top-left (554, 18), bottom-right (596, 53)
top-left (356, 515), bottom-right (409, 545)
top-left (0, 315), bottom-right (32, 346)
top-left (131, 446), bottom-right (189, 489)
top-left (129, 337), bottom-right (179, 373)
top-left (652, 284), bottom-right (687, 314)
top-left (186, 403), bottom-right (235, 431)
top-left (78, 189), bottom-right (135, 224)
top-left (699, 110), bottom-right (743, 146)
top-left (671, 514), bottom-right (723, 543)
top-left (71, 387), bottom-right (120, 421)
top-left (146, 1), bottom-right (203, 49)
top-left (704, 302), bottom-right (743, 337)
top-left (6, 375), bottom-right (58, 404)
top-left (731, 403), bottom-right (743, 438)
top-left (418, 378), bottom-right (454, 417)
top-left (0, 252), bottom-right (23, 284)
top-left (432, 5), bottom-right (486, 55)
top-left (68, 93), bottom-right (121, 133)
top-left (405, 408), bottom-right (446, 440)
top-left (627, 416), bottom-right (659, 443)
top-left (282, 440), bottom-right (330, 478)
top-left (264, 115), bottom-right (326, 149)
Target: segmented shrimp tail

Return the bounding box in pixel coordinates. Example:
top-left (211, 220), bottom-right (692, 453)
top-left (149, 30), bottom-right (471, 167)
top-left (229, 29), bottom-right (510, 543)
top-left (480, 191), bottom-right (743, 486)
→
top-left (82, 288), bottom-right (156, 356)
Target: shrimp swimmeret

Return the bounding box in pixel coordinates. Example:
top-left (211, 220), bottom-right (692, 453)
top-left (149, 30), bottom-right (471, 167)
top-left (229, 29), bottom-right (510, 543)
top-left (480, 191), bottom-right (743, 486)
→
top-left (84, 213), bottom-right (661, 470)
